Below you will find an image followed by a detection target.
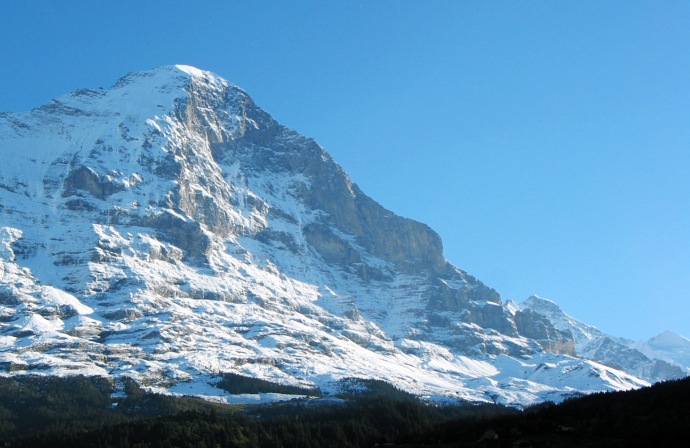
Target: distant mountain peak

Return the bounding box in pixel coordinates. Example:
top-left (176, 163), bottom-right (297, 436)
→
top-left (648, 330), bottom-right (690, 348)
top-left (523, 295), bottom-right (562, 312)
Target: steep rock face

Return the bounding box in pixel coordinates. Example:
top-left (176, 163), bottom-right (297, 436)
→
top-left (514, 308), bottom-right (575, 355)
top-left (208, 99), bottom-right (448, 273)
top-left (0, 65), bottom-right (664, 406)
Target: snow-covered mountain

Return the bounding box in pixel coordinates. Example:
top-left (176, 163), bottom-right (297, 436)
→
top-left (633, 331), bottom-right (690, 374)
top-left (514, 296), bottom-right (686, 381)
top-left (0, 65), bottom-right (682, 406)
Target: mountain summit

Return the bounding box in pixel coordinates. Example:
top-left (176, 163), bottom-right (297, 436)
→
top-left (0, 66), bottom-right (683, 405)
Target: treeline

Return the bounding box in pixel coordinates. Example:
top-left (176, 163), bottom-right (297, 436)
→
top-left (0, 375), bottom-right (241, 444)
top-left (0, 375), bottom-right (513, 447)
top-left (216, 372), bottom-right (321, 396)
top-left (1, 375), bottom-right (689, 447)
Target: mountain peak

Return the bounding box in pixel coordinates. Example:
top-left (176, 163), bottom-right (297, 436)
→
top-left (172, 64), bottom-right (226, 83)
top-left (523, 295), bottom-right (563, 314)
top-left (102, 65), bottom-right (233, 109)
top-left (648, 330), bottom-right (690, 348)
top-left (161, 64), bottom-right (230, 89)
top-left (174, 64), bottom-right (207, 77)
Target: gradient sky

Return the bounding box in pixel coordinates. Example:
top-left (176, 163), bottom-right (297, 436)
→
top-left (2, 1), bottom-right (689, 341)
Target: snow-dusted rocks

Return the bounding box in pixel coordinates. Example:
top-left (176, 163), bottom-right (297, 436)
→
top-left (515, 296), bottom-right (686, 382)
top-left (0, 65), bottom-right (684, 406)
top-left (633, 331), bottom-right (690, 374)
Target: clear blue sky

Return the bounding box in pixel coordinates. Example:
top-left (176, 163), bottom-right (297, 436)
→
top-left (2, 1), bottom-right (689, 341)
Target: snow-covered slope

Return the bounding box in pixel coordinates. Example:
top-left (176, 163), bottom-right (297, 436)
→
top-left (633, 331), bottom-right (690, 374)
top-left (0, 65), bottom-right (670, 406)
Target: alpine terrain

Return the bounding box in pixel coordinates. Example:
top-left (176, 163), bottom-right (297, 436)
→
top-left (0, 65), bottom-right (685, 406)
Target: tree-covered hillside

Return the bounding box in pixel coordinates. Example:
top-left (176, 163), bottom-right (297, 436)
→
top-left (1, 375), bottom-right (688, 447)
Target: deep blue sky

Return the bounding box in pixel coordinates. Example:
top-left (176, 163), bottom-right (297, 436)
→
top-left (2, 1), bottom-right (689, 340)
